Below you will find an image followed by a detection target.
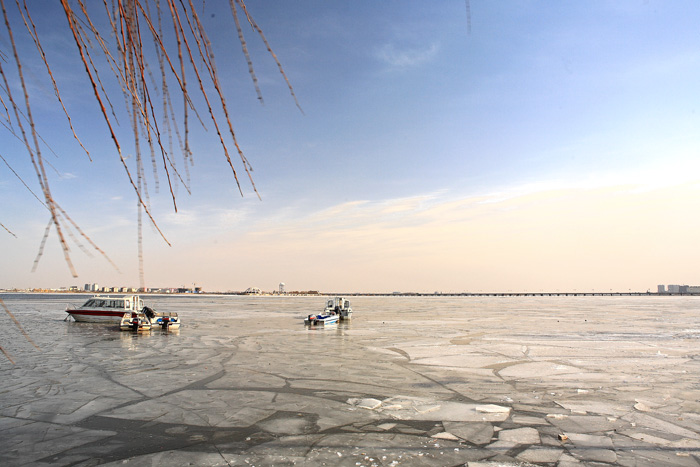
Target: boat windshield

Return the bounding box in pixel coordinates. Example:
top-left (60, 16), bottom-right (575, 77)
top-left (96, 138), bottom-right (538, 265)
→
top-left (83, 298), bottom-right (125, 308)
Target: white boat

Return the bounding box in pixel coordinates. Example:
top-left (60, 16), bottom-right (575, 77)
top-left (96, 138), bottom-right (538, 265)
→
top-left (304, 313), bottom-right (339, 326)
top-left (143, 306), bottom-right (181, 330)
top-left (119, 312), bottom-right (152, 331)
top-left (66, 295), bottom-right (145, 323)
top-left (324, 297), bottom-right (353, 320)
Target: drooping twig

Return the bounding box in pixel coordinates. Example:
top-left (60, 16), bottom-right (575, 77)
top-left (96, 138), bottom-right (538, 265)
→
top-left (0, 152), bottom-right (47, 208)
top-left (236, 0), bottom-right (304, 114)
top-left (31, 218), bottom-right (52, 273)
top-left (17, 0), bottom-right (91, 161)
top-left (229, 0), bottom-right (262, 104)
top-left (57, 205), bottom-right (121, 272)
top-left (0, 87), bottom-right (64, 162)
top-left (0, 222), bottom-right (17, 237)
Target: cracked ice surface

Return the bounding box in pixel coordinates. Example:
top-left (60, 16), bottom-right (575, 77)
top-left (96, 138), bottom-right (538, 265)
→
top-left (2, 294), bottom-right (700, 466)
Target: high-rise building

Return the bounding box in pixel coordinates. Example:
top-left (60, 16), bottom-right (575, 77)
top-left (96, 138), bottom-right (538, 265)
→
top-left (657, 285), bottom-right (665, 293)
top-left (279, 282), bottom-right (286, 294)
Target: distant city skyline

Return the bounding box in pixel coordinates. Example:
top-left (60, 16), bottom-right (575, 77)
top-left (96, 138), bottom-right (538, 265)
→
top-left (5, 282), bottom-right (700, 296)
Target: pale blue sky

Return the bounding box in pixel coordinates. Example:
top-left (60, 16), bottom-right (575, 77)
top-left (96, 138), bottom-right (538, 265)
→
top-left (2, 1), bottom-right (700, 292)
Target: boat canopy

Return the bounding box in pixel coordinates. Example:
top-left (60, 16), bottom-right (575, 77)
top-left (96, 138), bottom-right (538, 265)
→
top-left (327, 297), bottom-right (349, 309)
top-left (81, 295), bottom-right (143, 310)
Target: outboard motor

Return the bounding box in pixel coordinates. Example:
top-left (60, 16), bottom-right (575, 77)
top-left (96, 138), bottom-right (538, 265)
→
top-left (161, 316), bottom-right (170, 329)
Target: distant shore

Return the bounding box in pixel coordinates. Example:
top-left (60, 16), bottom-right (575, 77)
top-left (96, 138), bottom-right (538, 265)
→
top-left (2, 289), bottom-right (699, 297)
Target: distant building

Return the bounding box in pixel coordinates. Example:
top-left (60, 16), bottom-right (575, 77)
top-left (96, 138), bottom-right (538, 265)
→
top-left (665, 284), bottom-right (697, 294)
top-left (279, 283), bottom-right (286, 294)
top-left (657, 285), bottom-right (666, 293)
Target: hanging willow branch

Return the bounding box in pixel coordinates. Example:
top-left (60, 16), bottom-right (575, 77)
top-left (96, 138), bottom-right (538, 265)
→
top-left (0, 0), bottom-right (299, 282)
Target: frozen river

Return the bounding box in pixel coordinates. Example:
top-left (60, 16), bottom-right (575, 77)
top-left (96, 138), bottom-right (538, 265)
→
top-left (1, 294), bottom-right (700, 466)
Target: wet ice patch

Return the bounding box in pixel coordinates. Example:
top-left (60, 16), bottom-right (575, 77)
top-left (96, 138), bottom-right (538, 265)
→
top-left (346, 395), bottom-right (511, 422)
top-left (555, 400), bottom-right (629, 417)
top-left (498, 361), bottom-right (583, 379)
top-left (498, 427), bottom-right (541, 444)
top-left (347, 398), bottom-right (382, 410)
top-left (431, 431), bottom-right (460, 441)
top-left (257, 415), bottom-right (315, 435)
top-left (476, 404), bottom-right (511, 413)
top-left (443, 421), bottom-right (493, 445)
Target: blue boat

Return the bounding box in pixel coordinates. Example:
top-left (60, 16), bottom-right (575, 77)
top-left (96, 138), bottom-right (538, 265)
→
top-left (304, 313), bottom-right (339, 326)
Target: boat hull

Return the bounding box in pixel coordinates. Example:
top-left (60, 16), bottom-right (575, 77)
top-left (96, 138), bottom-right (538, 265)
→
top-left (304, 315), bottom-right (339, 326)
top-left (151, 316), bottom-right (181, 330)
top-left (66, 310), bottom-right (126, 324)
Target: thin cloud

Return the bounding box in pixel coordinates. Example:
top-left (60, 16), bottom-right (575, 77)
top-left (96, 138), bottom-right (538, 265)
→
top-left (375, 42), bottom-right (439, 68)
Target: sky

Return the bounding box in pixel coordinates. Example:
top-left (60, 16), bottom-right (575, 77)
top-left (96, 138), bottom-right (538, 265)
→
top-left (1, 1), bottom-right (700, 293)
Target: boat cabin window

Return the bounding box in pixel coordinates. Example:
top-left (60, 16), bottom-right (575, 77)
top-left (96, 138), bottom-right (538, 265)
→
top-left (125, 300), bottom-right (130, 308)
top-left (84, 298), bottom-right (129, 308)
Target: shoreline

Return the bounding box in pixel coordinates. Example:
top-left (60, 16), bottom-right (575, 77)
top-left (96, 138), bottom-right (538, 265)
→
top-left (1, 290), bottom-right (699, 297)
